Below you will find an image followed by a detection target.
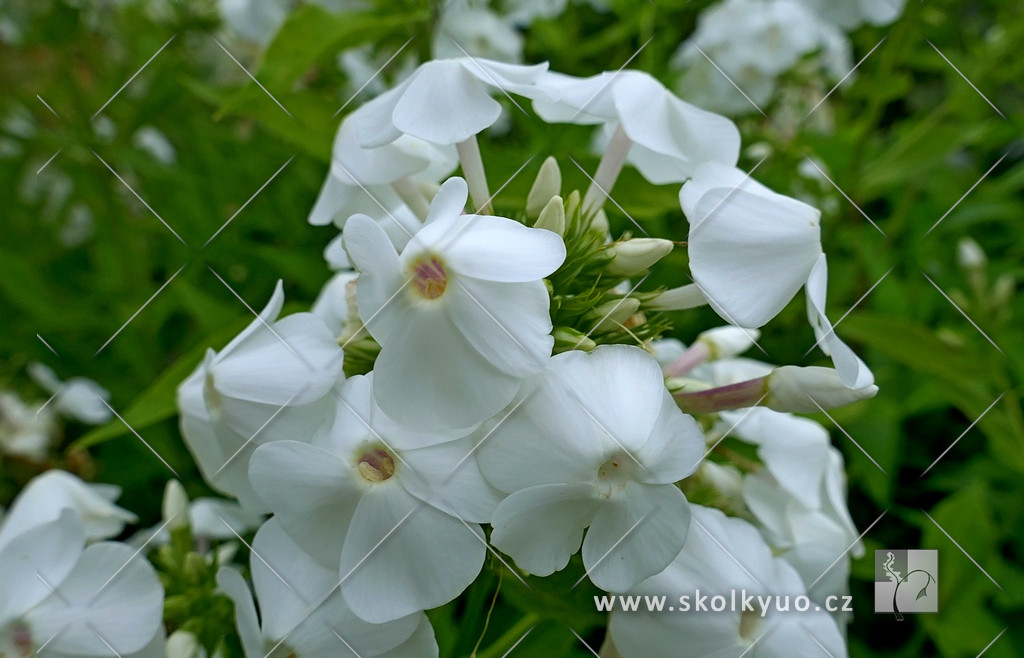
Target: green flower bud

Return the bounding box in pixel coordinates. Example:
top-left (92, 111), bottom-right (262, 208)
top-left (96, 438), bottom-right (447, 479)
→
top-left (534, 195), bottom-right (565, 235)
top-left (604, 238), bottom-right (674, 277)
top-left (553, 327), bottom-right (597, 353)
top-left (527, 156), bottom-right (562, 219)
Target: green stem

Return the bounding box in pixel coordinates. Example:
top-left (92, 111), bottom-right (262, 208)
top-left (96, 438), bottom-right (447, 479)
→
top-left (473, 613), bottom-right (540, 658)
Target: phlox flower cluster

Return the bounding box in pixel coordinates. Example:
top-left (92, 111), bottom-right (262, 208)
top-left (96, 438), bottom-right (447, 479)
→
top-left (165, 56), bottom-right (877, 657)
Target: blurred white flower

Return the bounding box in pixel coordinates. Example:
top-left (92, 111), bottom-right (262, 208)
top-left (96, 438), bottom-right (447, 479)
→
top-left (249, 373), bottom-right (502, 623)
top-left (0, 391), bottom-right (55, 461)
top-left (680, 162), bottom-right (822, 328)
top-left (343, 177), bottom-right (565, 430)
top-left (0, 469), bottom-right (135, 549)
top-left (797, 0), bottom-right (906, 30)
top-left (132, 126), bottom-right (177, 164)
top-left (177, 281), bottom-right (344, 511)
top-left (608, 505), bottom-right (846, 658)
top-left (478, 345), bottom-right (704, 592)
top-left (28, 362), bottom-right (112, 425)
top-left (218, 518), bottom-right (437, 657)
top-left (218, 0), bottom-right (287, 45)
top-left (434, 1), bottom-right (524, 63)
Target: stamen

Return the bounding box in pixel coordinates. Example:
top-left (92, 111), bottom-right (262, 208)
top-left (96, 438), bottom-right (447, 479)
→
top-left (412, 257), bottom-right (449, 300)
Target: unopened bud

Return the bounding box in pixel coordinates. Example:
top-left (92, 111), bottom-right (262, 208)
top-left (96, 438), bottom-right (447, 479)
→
top-left (166, 631), bottom-right (205, 658)
top-left (527, 156), bottom-right (562, 219)
top-left (643, 284), bottom-right (707, 312)
top-left (992, 273), bottom-right (1015, 307)
top-left (697, 326), bottom-right (760, 360)
top-left (553, 326), bottom-right (597, 353)
top-left (765, 366), bottom-right (878, 413)
top-left (565, 190), bottom-right (582, 225)
top-left (162, 480), bottom-right (189, 531)
top-left (587, 297), bottom-right (642, 333)
top-left (604, 238), bottom-right (674, 277)
top-left (534, 195), bottom-right (565, 235)
top-left (592, 208), bottom-right (610, 234)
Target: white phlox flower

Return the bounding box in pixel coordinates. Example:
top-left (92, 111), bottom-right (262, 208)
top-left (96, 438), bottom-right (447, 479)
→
top-left (478, 345), bottom-right (705, 592)
top-left (248, 373), bottom-right (503, 623)
top-left (0, 480), bottom-right (163, 657)
top-left (177, 281), bottom-right (344, 512)
top-left (0, 391), bottom-right (56, 461)
top-left (806, 254), bottom-right (875, 388)
top-left (607, 505), bottom-right (847, 658)
top-left (343, 177), bottom-right (565, 430)
top-left (680, 161), bottom-right (823, 328)
top-left (27, 362), bottom-right (112, 425)
top-left (217, 518), bottom-right (437, 658)
top-left (433, 1), bottom-right (524, 64)
top-left (797, 0), bottom-right (906, 30)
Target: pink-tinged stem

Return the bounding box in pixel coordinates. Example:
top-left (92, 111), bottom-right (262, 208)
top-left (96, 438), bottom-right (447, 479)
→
top-left (663, 342), bottom-right (712, 378)
top-left (583, 124), bottom-right (631, 216)
top-left (674, 377), bottom-right (768, 415)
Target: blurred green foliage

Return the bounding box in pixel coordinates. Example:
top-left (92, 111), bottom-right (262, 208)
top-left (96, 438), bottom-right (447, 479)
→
top-left (1, 0), bottom-right (1021, 656)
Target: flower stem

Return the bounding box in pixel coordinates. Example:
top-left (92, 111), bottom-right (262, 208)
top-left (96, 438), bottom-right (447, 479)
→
top-left (474, 613), bottom-right (540, 658)
top-left (583, 124), bottom-right (631, 216)
top-left (457, 135), bottom-right (493, 214)
top-left (674, 377), bottom-right (768, 414)
top-left (392, 176), bottom-right (430, 221)
top-left (663, 342), bottom-right (712, 378)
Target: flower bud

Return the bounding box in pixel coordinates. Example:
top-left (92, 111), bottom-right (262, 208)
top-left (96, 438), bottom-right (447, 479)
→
top-left (592, 207), bottom-right (610, 234)
top-left (992, 273), bottom-right (1015, 307)
top-left (534, 195), bottom-right (565, 235)
top-left (166, 631), bottom-right (205, 658)
top-left (604, 238), bottom-right (674, 277)
top-left (587, 297), bottom-right (642, 333)
top-left (643, 284), bottom-right (707, 312)
top-left (553, 326), bottom-right (597, 353)
top-left (565, 189), bottom-right (582, 224)
top-left (697, 326), bottom-right (761, 360)
top-left (765, 366), bottom-right (878, 413)
top-left (527, 156), bottom-right (562, 219)
top-left (162, 480), bottom-right (190, 531)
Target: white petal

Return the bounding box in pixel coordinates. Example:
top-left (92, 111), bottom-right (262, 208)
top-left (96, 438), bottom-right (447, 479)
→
top-left (25, 542), bottom-right (163, 656)
top-left (348, 81), bottom-right (407, 148)
top-left (489, 483), bottom-right (602, 578)
top-left (446, 278), bottom-right (553, 377)
top-left (340, 487), bottom-right (486, 623)
top-left (583, 483), bottom-right (690, 592)
top-left (686, 186), bottom-right (822, 328)
top-left (424, 177), bottom-right (468, 226)
top-left (371, 303), bottom-right (521, 430)
top-left (393, 61), bottom-right (502, 145)
top-left (249, 441), bottom-right (361, 568)
top-left (343, 214), bottom-right (406, 345)
top-left (189, 498), bottom-right (264, 540)
top-left (376, 614), bottom-right (439, 658)
top-left (217, 281), bottom-right (286, 356)
top-left (438, 215), bottom-right (566, 282)
top-left (216, 567), bottom-right (265, 658)
top-left (0, 510), bottom-right (84, 623)
top-left (458, 58), bottom-right (550, 98)
top-left (806, 255), bottom-right (874, 388)
top-left (532, 71), bottom-right (618, 124)
top-left (400, 438), bottom-right (504, 523)
top-left (632, 391), bottom-right (704, 485)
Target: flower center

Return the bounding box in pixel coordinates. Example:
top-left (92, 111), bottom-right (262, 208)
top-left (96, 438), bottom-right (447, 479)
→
top-left (2, 622), bottom-right (34, 657)
top-left (739, 609), bottom-right (760, 642)
top-left (357, 448), bottom-right (396, 483)
top-left (596, 453), bottom-right (633, 498)
top-left (411, 256), bottom-right (449, 300)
